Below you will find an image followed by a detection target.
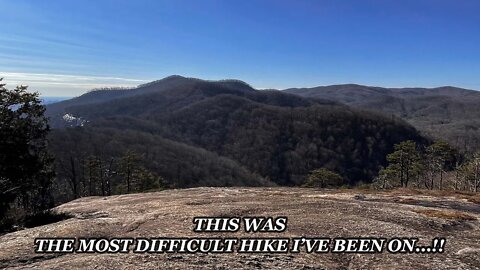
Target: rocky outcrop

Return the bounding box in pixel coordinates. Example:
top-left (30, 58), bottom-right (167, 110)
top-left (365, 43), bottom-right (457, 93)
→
top-left (1, 188), bottom-right (479, 269)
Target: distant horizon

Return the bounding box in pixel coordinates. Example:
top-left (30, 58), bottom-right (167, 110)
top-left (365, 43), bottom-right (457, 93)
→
top-left (33, 73), bottom-right (479, 98)
top-left (31, 74), bottom-right (480, 99)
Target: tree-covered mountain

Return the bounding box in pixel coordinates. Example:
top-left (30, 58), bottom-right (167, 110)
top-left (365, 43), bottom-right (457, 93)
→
top-left (49, 127), bottom-right (271, 201)
top-left (285, 84), bottom-right (480, 152)
top-left (46, 75), bottom-right (336, 127)
top-left (46, 76), bottom-right (427, 192)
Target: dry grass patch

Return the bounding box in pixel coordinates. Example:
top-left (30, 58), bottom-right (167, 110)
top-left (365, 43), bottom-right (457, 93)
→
top-left (393, 197), bottom-right (419, 204)
top-left (413, 209), bottom-right (477, 221)
top-left (302, 187), bottom-right (480, 204)
top-left (467, 195), bottom-right (480, 204)
top-left (387, 188), bottom-right (425, 196)
top-left (383, 188), bottom-right (480, 203)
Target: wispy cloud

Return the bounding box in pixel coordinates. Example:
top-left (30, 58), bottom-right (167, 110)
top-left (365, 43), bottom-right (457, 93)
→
top-left (0, 34), bottom-right (92, 51)
top-left (0, 72), bottom-right (150, 96)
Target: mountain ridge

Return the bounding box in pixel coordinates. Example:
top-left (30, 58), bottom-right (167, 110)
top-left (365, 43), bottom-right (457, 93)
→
top-left (46, 76), bottom-right (427, 188)
top-left (285, 83), bottom-right (480, 151)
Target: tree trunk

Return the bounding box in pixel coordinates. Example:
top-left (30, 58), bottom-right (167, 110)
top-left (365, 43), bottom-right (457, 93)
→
top-left (69, 156), bottom-right (78, 198)
top-left (405, 169), bottom-right (409, 187)
top-left (439, 170), bottom-right (443, 190)
top-left (400, 152), bottom-right (405, 187)
top-left (127, 165), bottom-right (131, 193)
top-left (430, 171), bottom-right (434, 190)
top-left (475, 161), bottom-right (479, 193)
top-left (89, 165), bottom-right (93, 196)
top-left (99, 159), bottom-right (105, 196)
top-left (107, 158), bottom-right (113, 196)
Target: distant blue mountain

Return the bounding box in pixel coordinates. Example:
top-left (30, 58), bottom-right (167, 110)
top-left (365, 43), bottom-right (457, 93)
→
top-left (41, 96), bottom-right (71, 105)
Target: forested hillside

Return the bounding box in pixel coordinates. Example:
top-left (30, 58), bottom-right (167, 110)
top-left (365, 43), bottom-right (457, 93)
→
top-left (49, 127), bottom-right (270, 202)
top-left (46, 76), bottom-right (426, 198)
top-left (285, 84), bottom-right (480, 152)
top-left (47, 75), bottom-right (336, 127)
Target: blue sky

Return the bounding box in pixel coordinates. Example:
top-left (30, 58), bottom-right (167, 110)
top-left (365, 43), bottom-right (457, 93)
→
top-left (1, 0), bottom-right (480, 96)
